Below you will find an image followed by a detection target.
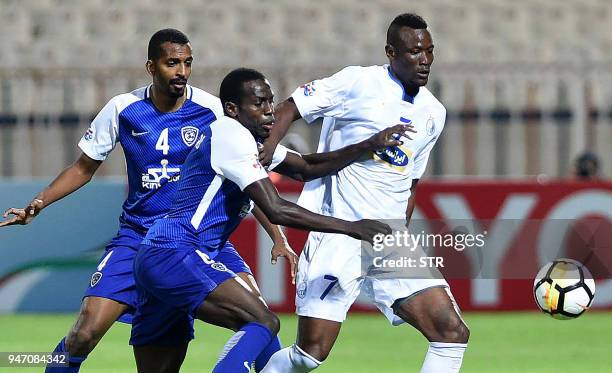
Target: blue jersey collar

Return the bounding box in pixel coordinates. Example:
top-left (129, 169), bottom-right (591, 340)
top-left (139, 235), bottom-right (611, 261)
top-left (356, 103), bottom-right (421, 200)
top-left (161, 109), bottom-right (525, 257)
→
top-left (386, 66), bottom-right (415, 104)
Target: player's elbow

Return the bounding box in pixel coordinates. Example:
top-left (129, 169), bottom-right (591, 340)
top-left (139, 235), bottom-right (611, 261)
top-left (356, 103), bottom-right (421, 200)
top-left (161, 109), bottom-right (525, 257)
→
top-left (298, 165), bottom-right (321, 182)
top-left (264, 200), bottom-right (295, 226)
top-left (266, 210), bottom-right (287, 225)
top-left (291, 172), bottom-right (309, 182)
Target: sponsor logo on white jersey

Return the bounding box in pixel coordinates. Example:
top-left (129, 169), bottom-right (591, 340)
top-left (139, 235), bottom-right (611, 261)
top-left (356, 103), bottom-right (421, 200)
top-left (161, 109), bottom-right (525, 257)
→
top-left (373, 145), bottom-right (412, 168)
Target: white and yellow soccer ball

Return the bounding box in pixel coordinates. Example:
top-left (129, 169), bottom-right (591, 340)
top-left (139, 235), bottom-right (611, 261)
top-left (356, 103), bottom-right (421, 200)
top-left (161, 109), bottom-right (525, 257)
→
top-left (533, 258), bottom-right (595, 320)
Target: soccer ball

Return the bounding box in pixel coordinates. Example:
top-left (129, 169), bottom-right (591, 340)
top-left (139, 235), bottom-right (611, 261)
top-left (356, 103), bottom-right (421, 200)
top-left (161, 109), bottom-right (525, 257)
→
top-left (533, 258), bottom-right (595, 319)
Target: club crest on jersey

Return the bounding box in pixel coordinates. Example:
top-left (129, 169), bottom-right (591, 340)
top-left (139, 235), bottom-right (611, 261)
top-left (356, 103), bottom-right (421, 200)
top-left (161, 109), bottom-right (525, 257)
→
top-left (212, 262), bottom-right (228, 272)
top-left (297, 281), bottom-right (307, 299)
top-left (90, 271), bottom-right (102, 287)
top-left (426, 116), bottom-right (436, 136)
top-left (181, 126), bottom-right (199, 147)
top-left (301, 81), bottom-right (316, 96)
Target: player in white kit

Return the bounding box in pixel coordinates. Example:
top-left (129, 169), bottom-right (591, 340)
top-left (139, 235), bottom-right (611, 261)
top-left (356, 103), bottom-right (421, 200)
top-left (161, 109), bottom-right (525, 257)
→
top-left (261, 14), bottom-right (469, 372)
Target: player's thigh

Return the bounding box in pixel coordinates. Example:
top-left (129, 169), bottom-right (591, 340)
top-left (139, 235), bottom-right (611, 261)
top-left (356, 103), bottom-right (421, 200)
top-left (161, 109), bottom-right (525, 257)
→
top-left (236, 272), bottom-right (262, 298)
top-left (133, 343), bottom-right (188, 373)
top-left (72, 296), bottom-right (128, 332)
top-left (367, 278), bottom-right (449, 326)
top-left (196, 277), bottom-right (279, 334)
top-left (296, 233), bottom-right (362, 323)
top-left (394, 286), bottom-right (468, 342)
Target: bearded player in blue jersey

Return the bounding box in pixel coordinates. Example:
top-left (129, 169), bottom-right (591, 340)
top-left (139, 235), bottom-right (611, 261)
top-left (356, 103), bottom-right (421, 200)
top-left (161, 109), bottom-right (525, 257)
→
top-left (129, 68), bottom-right (414, 373)
top-left (0, 29), bottom-right (298, 372)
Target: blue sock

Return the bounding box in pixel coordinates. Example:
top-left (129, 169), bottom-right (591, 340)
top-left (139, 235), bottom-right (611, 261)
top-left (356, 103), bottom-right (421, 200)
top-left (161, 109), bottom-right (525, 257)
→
top-left (254, 335), bottom-right (282, 372)
top-left (213, 322), bottom-right (274, 373)
top-left (44, 337), bottom-right (87, 373)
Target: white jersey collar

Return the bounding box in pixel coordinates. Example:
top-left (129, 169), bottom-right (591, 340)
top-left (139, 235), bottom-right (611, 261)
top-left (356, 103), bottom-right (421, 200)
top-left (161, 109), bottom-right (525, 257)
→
top-left (384, 64), bottom-right (417, 104)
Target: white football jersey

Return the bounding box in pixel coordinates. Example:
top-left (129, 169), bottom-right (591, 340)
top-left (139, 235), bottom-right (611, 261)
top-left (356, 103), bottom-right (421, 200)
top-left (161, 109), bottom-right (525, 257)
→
top-left (292, 65), bottom-right (445, 220)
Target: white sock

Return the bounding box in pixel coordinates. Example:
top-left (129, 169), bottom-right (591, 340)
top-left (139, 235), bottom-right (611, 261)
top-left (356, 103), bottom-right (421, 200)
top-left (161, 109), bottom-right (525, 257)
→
top-left (261, 344), bottom-right (321, 373)
top-left (420, 342), bottom-right (467, 373)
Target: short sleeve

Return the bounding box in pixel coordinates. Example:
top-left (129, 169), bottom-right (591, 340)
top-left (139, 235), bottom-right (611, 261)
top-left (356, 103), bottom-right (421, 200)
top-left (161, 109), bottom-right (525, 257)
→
top-left (290, 66), bottom-right (361, 123)
top-left (210, 118), bottom-right (270, 191)
top-left (78, 98), bottom-right (119, 161)
top-left (268, 144), bottom-right (303, 171)
top-left (190, 85), bottom-right (224, 120)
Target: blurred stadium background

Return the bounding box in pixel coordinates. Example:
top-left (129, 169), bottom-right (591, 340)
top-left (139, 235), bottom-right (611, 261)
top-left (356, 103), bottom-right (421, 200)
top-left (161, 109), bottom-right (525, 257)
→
top-left (0, 0), bottom-right (611, 372)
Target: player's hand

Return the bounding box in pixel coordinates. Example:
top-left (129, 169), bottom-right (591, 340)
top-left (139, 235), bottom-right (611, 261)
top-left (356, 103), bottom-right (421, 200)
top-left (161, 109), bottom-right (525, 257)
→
top-left (350, 219), bottom-right (392, 244)
top-left (258, 141), bottom-right (275, 167)
top-left (0, 199), bottom-right (44, 227)
top-left (367, 124), bottom-right (416, 150)
top-left (271, 238), bottom-right (299, 285)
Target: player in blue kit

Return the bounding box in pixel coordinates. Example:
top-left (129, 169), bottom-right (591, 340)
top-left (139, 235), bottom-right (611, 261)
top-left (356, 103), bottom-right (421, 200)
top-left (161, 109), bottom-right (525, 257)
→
top-left (0, 29), bottom-right (296, 372)
top-left (130, 68), bottom-right (413, 373)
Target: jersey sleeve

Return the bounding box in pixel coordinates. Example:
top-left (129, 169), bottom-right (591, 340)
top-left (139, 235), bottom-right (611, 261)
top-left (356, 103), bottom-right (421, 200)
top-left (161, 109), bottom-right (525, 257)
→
top-left (290, 66), bottom-right (360, 123)
top-left (210, 119), bottom-right (270, 191)
top-left (78, 98), bottom-right (119, 161)
top-left (267, 144), bottom-right (303, 171)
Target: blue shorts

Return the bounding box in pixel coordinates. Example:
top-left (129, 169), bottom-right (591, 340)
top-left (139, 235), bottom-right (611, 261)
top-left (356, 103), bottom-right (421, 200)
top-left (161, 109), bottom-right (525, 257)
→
top-left (85, 221), bottom-right (250, 325)
top-left (130, 244), bottom-right (236, 346)
top-left (84, 223), bottom-right (143, 323)
top-left (209, 241), bottom-right (252, 276)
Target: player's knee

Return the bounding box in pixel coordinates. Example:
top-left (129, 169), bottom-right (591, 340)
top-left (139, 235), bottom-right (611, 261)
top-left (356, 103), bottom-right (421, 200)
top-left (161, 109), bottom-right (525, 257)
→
top-left (298, 340), bottom-right (333, 362)
top-left (66, 326), bottom-right (100, 355)
top-left (457, 322), bottom-right (470, 343)
top-left (435, 314), bottom-right (469, 344)
top-left (252, 308), bottom-right (280, 335)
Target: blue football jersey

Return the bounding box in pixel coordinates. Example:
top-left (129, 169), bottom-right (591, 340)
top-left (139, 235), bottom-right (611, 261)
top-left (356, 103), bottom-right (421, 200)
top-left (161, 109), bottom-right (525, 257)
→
top-left (142, 116), bottom-right (289, 251)
top-left (78, 85), bottom-right (223, 232)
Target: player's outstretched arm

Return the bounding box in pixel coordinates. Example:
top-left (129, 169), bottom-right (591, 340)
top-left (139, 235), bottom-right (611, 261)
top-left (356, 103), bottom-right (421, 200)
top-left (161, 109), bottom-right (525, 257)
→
top-left (252, 205), bottom-right (298, 284)
top-left (274, 124), bottom-right (416, 182)
top-left (245, 178), bottom-right (391, 244)
top-left (260, 98), bottom-right (301, 166)
top-left (0, 153), bottom-right (101, 227)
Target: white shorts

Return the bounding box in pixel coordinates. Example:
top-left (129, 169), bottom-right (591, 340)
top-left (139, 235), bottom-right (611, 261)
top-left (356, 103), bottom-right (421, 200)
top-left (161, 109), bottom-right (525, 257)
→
top-left (295, 231), bottom-right (452, 325)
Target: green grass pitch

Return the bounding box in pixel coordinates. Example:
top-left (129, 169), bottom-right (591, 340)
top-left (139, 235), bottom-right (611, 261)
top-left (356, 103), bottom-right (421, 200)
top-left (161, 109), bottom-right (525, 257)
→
top-left (1, 312), bottom-right (611, 372)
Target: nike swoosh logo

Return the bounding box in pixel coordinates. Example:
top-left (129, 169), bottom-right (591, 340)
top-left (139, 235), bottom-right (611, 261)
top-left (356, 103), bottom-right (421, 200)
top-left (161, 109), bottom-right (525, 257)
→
top-left (131, 130), bottom-right (149, 137)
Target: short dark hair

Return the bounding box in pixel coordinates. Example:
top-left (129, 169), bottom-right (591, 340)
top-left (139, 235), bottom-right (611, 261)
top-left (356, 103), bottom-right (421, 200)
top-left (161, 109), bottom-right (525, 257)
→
top-left (148, 28), bottom-right (190, 60)
top-left (386, 13), bottom-right (428, 49)
top-left (219, 68), bottom-right (266, 108)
